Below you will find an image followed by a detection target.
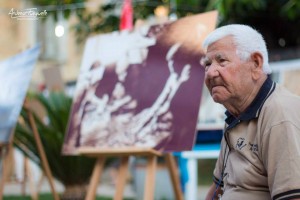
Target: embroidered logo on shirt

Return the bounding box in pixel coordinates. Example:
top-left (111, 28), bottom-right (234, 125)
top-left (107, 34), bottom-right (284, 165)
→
top-left (249, 142), bottom-right (258, 153)
top-left (236, 138), bottom-right (247, 150)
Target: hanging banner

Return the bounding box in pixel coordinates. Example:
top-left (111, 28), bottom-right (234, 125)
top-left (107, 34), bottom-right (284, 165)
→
top-left (120, 0), bottom-right (133, 30)
top-left (63, 11), bottom-right (218, 154)
top-left (0, 45), bottom-right (40, 143)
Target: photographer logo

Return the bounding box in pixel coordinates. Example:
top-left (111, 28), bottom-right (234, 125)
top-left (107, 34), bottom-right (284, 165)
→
top-left (8, 8), bottom-right (47, 20)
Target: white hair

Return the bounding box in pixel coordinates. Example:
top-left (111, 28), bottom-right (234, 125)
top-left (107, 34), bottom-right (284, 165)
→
top-left (202, 24), bottom-right (272, 74)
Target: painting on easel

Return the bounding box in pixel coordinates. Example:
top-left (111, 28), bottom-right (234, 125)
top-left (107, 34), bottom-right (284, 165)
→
top-left (0, 45), bottom-right (40, 144)
top-left (63, 11), bottom-right (218, 155)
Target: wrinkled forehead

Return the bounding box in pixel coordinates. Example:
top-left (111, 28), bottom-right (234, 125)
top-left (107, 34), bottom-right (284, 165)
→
top-left (202, 52), bottom-right (226, 63)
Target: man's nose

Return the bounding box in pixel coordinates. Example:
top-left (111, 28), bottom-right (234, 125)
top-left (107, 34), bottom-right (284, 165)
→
top-left (205, 63), bottom-right (220, 78)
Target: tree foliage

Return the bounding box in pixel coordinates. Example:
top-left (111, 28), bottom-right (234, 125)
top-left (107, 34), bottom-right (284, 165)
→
top-left (68, 0), bottom-right (300, 49)
top-left (32, 0), bottom-right (299, 48)
top-left (214, 0), bottom-right (300, 49)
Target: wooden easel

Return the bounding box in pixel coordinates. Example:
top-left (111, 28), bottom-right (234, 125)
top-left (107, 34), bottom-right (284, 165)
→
top-left (21, 156), bottom-right (38, 200)
top-left (78, 147), bottom-right (184, 200)
top-left (0, 126), bottom-right (22, 200)
top-left (0, 142), bottom-right (12, 200)
top-left (16, 102), bottom-right (61, 200)
top-left (0, 136), bottom-right (38, 200)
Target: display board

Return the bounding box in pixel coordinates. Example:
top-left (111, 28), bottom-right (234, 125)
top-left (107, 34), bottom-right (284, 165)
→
top-left (0, 45), bottom-right (40, 143)
top-left (63, 11), bottom-right (218, 155)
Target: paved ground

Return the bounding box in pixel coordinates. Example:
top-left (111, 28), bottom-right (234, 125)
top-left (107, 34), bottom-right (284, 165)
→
top-left (3, 176), bottom-right (210, 200)
top-left (2, 158), bottom-right (210, 200)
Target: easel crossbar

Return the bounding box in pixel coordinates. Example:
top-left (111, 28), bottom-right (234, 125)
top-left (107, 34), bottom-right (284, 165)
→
top-left (77, 147), bottom-right (163, 157)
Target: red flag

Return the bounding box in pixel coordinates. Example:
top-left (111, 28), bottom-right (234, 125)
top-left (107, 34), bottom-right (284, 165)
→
top-left (120, 0), bottom-right (133, 30)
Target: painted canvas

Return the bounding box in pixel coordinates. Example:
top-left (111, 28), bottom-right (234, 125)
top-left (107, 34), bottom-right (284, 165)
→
top-left (0, 45), bottom-right (40, 143)
top-left (63, 11), bottom-right (218, 154)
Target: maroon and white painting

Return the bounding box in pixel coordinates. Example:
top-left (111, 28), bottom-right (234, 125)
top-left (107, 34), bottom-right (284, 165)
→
top-left (63, 11), bottom-right (217, 154)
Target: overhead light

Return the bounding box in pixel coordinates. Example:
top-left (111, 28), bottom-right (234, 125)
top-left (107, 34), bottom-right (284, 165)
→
top-left (154, 5), bottom-right (169, 18)
top-left (55, 24), bottom-right (64, 37)
top-left (55, 9), bottom-right (64, 37)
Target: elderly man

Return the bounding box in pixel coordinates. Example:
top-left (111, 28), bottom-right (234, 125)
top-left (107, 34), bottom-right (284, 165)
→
top-left (202, 24), bottom-right (300, 200)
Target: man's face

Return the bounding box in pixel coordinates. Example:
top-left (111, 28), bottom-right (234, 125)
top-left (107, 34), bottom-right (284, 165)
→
top-left (203, 36), bottom-right (253, 106)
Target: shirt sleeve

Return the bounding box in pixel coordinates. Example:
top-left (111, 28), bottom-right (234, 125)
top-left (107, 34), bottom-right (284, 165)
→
top-left (213, 135), bottom-right (227, 187)
top-left (261, 121), bottom-right (300, 200)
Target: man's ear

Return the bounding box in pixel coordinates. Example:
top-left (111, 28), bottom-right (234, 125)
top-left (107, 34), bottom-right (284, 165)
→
top-left (250, 52), bottom-right (264, 80)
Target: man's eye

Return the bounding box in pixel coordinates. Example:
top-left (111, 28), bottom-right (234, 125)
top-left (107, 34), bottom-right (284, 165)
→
top-left (219, 58), bottom-right (228, 64)
top-left (204, 61), bottom-right (211, 67)
top-left (204, 63), bottom-right (211, 71)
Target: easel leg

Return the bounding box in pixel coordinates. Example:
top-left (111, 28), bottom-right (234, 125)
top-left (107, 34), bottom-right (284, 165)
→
top-left (144, 155), bottom-right (157, 200)
top-left (21, 156), bottom-right (27, 196)
top-left (114, 156), bottom-right (129, 200)
top-left (165, 153), bottom-right (184, 200)
top-left (27, 111), bottom-right (60, 200)
top-left (0, 157), bottom-right (5, 200)
top-left (85, 157), bottom-right (106, 200)
top-left (0, 146), bottom-right (9, 200)
top-left (25, 158), bottom-right (38, 200)
top-left (0, 143), bottom-right (15, 200)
